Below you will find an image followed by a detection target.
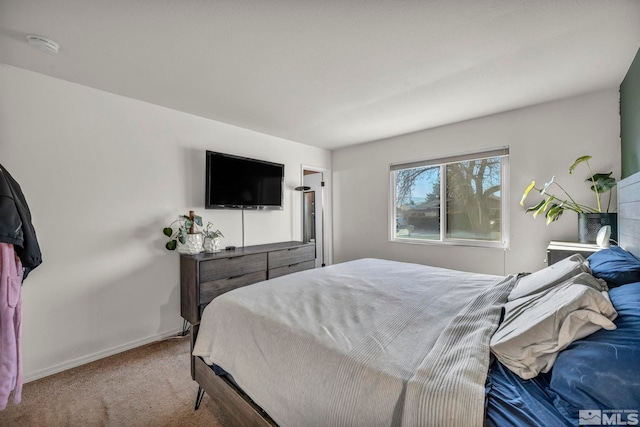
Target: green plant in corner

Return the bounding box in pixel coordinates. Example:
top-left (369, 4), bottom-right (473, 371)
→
top-left (520, 155), bottom-right (617, 224)
top-left (162, 211), bottom-right (203, 250)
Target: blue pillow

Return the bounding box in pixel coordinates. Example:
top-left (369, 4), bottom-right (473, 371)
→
top-left (549, 282), bottom-right (640, 421)
top-left (587, 246), bottom-right (640, 288)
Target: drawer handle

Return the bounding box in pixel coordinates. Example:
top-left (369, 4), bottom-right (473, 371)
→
top-left (227, 275), bottom-right (243, 280)
top-left (287, 248), bottom-right (298, 251)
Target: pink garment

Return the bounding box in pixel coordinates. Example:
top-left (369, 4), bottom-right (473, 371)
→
top-left (0, 242), bottom-right (23, 410)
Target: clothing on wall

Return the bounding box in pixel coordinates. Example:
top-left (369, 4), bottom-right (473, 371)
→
top-left (0, 163), bottom-right (41, 280)
top-left (0, 243), bottom-right (23, 409)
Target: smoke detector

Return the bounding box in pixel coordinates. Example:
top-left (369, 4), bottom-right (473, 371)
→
top-left (27, 35), bottom-right (60, 54)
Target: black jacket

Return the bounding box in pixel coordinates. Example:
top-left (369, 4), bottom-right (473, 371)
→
top-left (0, 163), bottom-right (42, 280)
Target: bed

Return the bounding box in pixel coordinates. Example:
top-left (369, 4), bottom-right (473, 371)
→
top-left (188, 171), bottom-right (640, 426)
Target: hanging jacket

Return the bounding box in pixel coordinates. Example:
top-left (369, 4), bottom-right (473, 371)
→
top-left (0, 163), bottom-right (42, 280)
top-left (0, 242), bottom-right (23, 409)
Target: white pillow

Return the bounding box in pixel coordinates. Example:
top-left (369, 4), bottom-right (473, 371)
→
top-left (508, 254), bottom-right (591, 301)
top-left (491, 272), bottom-right (617, 380)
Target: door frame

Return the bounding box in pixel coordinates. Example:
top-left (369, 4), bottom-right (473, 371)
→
top-left (301, 165), bottom-right (332, 266)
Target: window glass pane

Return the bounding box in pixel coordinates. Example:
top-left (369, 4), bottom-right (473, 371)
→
top-left (394, 166), bottom-right (440, 240)
top-left (445, 157), bottom-right (501, 241)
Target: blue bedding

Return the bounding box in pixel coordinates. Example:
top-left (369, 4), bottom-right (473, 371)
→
top-left (485, 358), bottom-right (571, 426)
top-left (486, 281), bottom-right (640, 426)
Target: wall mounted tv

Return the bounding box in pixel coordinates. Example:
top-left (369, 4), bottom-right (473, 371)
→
top-left (205, 151), bottom-right (284, 210)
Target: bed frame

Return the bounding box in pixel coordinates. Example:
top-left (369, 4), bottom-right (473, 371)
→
top-left (190, 324), bottom-right (276, 426)
top-left (186, 171), bottom-right (640, 426)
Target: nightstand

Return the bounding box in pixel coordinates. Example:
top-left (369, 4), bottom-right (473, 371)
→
top-left (546, 241), bottom-right (601, 265)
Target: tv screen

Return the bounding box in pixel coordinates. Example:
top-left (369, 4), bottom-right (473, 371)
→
top-left (205, 151), bottom-right (284, 210)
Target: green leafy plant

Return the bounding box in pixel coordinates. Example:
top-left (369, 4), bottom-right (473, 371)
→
top-left (202, 222), bottom-right (224, 240)
top-left (520, 155), bottom-right (617, 225)
top-left (163, 212), bottom-right (203, 250)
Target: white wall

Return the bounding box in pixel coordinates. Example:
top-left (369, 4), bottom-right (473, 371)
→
top-left (332, 89), bottom-right (621, 276)
top-left (0, 64), bottom-right (331, 381)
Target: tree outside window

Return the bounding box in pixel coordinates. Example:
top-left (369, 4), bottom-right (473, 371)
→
top-left (391, 149), bottom-right (508, 248)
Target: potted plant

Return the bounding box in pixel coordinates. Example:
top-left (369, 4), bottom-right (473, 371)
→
top-left (163, 211), bottom-right (204, 254)
top-left (202, 222), bottom-right (224, 253)
top-left (520, 155), bottom-right (617, 243)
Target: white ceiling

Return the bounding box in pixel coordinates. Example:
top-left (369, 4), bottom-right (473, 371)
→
top-left (1, 1), bottom-right (639, 150)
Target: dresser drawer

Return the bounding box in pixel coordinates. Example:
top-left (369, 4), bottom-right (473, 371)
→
top-left (200, 271), bottom-right (267, 305)
top-left (268, 245), bottom-right (315, 269)
top-left (181, 242), bottom-right (314, 326)
top-left (269, 260), bottom-right (315, 279)
top-left (199, 253), bottom-right (267, 282)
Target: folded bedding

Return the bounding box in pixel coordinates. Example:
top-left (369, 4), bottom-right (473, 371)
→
top-left (491, 270), bottom-right (617, 379)
top-left (508, 254), bottom-right (590, 301)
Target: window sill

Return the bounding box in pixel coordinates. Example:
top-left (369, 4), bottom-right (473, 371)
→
top-left (390, 237), bottom-right (509, 250)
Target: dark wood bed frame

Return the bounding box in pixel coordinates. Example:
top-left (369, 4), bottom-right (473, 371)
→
top-left (181, 172), bottom-right (640, 426)
top-left (190, 325), bottom-right (276, 426)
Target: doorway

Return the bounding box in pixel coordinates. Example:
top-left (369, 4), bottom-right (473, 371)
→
top-left (301, 166), bottom-right (330, 267)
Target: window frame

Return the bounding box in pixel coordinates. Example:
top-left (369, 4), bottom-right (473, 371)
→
top-left (389, 147), bottom-right (510, 249)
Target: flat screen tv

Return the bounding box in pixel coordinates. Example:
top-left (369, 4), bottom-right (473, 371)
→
top-left (205, 151), bottom-right (284, 210)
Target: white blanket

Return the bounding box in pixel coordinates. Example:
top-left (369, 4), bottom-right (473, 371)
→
top-left (193, 258), bottom-right (516, 427)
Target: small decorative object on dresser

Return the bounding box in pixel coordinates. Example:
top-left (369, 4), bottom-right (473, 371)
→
top-left (163, 210), bottom-right (206, 255)
top-left (202, 222), bottom-right (223, 253)
top-left (521, 155), bottom-right (617, 243)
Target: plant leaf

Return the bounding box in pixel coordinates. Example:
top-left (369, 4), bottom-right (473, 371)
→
top-left (184, 219), bottom-right (193, 230)
top-left (166, 240), bottom-right (177, 250)
top-left (541, 176), bottom-right (555, 195)
top-left (569, 155), bottom-right (592, 174)
top-left (589, 176), bottom-right (616, 193)
top-left (163, 227), bottom-right (173, 237)
top-left (520, 181), bottom-right (536, 206)
top-left (525, 200), bottom-right (545, 214)
top-left (585, 172), bottom-right (616, 193)
top-left (546, 204), bottom-right (564, 224)
top-left (590, 172), bottom-right (613, 181)
top-left (179, 234), bottom-right (186, 244)
top-left (194, 216), bottom-right (203, 227)
top-left (533, 196), bottom-right (554, 218)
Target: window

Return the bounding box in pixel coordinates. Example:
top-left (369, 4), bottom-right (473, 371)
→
top-left (390, 147), bottom-right (509, 248)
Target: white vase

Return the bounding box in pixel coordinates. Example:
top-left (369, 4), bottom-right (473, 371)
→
top-left (178, 233), bottom-right (204, 255)
top-left (203, 237), bottom-right (221, 253)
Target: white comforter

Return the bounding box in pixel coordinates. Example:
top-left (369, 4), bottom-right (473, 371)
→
top-left (193, 258), bottom-right (516, 427)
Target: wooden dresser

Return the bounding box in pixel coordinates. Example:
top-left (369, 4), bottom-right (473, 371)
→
top-left (180, 241), bottom-right (315, 325)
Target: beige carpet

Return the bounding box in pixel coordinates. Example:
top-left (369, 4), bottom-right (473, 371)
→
top-left (0, 336), bottom-right (232, 426)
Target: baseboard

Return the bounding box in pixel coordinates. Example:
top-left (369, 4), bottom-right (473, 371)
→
top-left (23, 327), bottom-right (184, 383)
